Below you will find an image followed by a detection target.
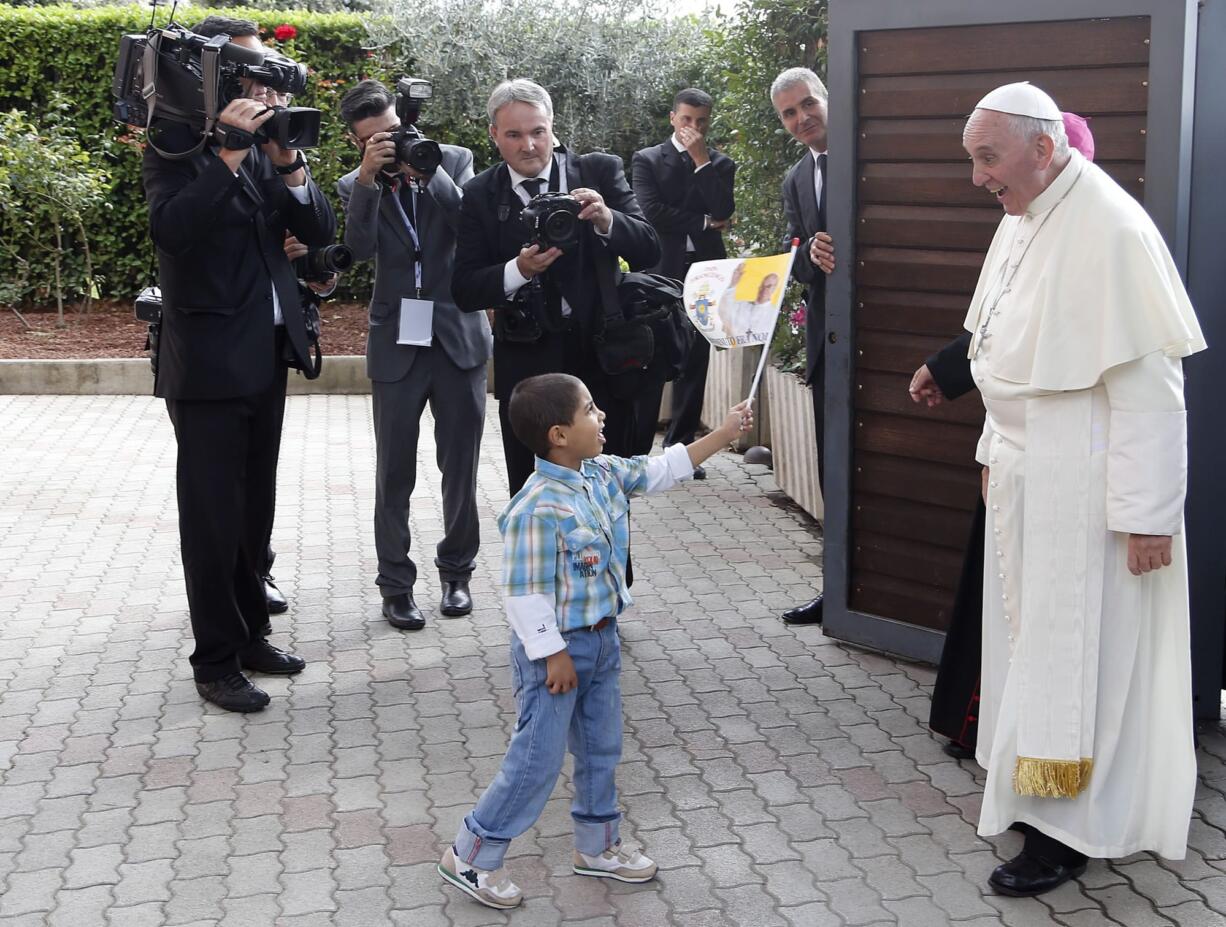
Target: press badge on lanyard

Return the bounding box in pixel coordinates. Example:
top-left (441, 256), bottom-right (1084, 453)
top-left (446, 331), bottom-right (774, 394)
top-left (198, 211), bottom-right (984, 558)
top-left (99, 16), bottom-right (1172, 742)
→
top-left (390, 182), bottom-right (433, 347)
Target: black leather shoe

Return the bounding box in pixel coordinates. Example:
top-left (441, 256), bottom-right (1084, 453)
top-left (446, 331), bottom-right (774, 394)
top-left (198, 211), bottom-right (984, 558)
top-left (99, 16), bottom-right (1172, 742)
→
top-left (781, 595), bottom-right (823, 625)
top-left (943, 740), bottom-right (975, 760)
top-left (692, 464), bottom-right (707, 480)
top-left (989, 852), bottom-right (1087, 897)
top-left (196, 672), bottom-right (271, 713)
top-left (440, 580), bottom-right (472, 617)
top-left (240, 639), bottom-right (306, 675)
top-left (263, 576), bottom-right (288, 614)
top-left (383, 593), bottom-right (425, 630)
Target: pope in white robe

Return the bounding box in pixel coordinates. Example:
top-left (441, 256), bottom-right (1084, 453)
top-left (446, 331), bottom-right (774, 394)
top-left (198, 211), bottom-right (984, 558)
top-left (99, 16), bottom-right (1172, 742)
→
top-left (960, 83), bottom-right (1206, 896)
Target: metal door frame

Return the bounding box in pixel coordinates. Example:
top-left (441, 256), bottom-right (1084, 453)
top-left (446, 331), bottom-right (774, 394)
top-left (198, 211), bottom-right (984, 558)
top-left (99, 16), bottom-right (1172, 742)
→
top-left (823, 0), bottom-right (1200, 663)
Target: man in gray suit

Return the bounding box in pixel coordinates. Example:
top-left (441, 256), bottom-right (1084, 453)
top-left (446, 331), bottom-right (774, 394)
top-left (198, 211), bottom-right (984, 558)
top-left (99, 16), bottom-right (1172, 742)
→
top-left (338, 80), bottom-right (492, 631)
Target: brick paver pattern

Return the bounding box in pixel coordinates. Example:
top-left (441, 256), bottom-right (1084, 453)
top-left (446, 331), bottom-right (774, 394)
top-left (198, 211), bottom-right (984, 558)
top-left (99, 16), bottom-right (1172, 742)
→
top-left (2, 394), bottom-right (1226, 926)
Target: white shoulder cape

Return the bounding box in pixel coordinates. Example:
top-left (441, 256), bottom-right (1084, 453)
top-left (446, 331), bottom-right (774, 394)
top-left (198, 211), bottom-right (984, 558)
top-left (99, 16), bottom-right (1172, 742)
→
top-left (963, 151), bottom-right (1206, 390)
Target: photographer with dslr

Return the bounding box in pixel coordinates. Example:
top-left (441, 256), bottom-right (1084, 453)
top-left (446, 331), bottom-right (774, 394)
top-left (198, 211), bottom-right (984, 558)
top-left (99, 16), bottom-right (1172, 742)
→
top-left (142, 16), bottom-right (336, 713)
top-left (453, 79), bottom-right (659, 494)
top-left (338, 79), bottom-right (491, 631)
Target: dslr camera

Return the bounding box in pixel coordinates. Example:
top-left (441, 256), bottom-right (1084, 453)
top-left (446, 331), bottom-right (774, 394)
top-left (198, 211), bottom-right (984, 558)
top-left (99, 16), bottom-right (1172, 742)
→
top-left (113, 20), bottom-right (321, 159)
top-left (389, 77), bottom-right (442, 175)
top-left (521, 192), bottom-right (582, 253)
top-left (294, 244), bottom-right (353, 283)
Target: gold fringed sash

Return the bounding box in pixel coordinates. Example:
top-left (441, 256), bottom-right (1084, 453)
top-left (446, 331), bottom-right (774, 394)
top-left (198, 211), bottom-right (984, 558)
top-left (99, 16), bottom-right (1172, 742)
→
top-left (1014, 757), bottom-right (1094, 799)
top-left (1014, 391), bottom-right (1105, 800)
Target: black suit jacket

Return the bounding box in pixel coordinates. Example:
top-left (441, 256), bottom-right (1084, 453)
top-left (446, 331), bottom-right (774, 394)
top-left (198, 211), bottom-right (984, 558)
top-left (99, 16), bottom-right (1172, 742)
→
top-left (143, 137), bottom-right (336, 401)
top-left (925, 331), bottom-right (976, 401)
top-left (631, 140), bottom-right (735, 279)
top-left (452, 150), bottom-right (660, 399)
top-left (782, 151), bottom-right (826, 385)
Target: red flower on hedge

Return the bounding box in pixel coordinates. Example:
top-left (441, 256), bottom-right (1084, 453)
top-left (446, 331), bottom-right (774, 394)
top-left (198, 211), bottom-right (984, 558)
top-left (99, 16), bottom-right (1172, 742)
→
top-left (274, 24), bottom-right (298, 41)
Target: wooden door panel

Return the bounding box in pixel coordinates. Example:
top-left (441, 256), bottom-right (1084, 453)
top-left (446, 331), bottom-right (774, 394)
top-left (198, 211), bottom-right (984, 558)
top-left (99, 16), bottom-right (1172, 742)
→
top-left (858, 18), bottom-right (1151, 77)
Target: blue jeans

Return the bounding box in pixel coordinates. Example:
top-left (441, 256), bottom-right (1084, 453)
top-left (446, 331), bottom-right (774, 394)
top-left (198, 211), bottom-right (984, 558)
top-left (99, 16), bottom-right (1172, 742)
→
top-left (455, 618), bottom-right (623, 870)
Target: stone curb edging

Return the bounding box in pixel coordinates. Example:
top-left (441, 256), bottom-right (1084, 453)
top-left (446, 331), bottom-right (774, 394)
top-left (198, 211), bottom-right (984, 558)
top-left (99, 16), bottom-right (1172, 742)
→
top-left (0, 356), bottom-right (373, 395)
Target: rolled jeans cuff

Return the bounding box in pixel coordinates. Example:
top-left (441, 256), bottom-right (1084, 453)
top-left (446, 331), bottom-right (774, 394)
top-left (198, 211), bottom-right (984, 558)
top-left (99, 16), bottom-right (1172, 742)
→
top-left (573, 816), bottom-right (621, 858)
top-left (455, 816), bottom-right (510, 871)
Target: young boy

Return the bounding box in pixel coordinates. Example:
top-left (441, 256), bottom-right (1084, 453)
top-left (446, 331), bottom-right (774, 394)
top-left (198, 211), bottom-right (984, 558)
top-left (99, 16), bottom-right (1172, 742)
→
top-left (439, 373), bottom-right (753, 909)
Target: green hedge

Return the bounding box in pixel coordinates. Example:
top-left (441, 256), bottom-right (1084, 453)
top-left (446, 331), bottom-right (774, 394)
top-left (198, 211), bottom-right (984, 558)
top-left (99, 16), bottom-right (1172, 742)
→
top-left (0, 5), bottom-right (389, 302)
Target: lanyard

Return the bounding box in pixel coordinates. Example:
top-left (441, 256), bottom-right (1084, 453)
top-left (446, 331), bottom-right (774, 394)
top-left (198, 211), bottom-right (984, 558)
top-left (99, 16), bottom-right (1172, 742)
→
top-left (388, 181), bottom-right (424, 297)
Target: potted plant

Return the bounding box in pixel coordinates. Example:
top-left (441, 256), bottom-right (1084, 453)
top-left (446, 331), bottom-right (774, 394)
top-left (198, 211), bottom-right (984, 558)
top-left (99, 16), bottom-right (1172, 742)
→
top-left (765, 297), bottom-right (823, 520)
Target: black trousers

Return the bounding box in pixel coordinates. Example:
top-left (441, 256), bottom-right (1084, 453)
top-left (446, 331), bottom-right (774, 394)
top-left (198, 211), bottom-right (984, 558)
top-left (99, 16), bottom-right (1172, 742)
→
top-left (663, 334), bottom-right (710, 448)
top-left (1022, 825), bottom-right (1089, 867)
top-left (929, 499), bottom-right (986, 750)
top-left (166, 361), bottom-right (288, 682)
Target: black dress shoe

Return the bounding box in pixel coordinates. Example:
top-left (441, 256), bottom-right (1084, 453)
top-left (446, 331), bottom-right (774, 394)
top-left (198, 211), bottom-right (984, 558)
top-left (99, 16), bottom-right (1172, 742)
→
top-left (240, 639), bottom-right (306, 675)
top-left (196, 672), bottom-right (271, 713)
top-left (440, 580), bottom-right (472, 617)
top-left (942, 740), bottom-right (975, 760)
top-left (988, 851), bottom-right (1087, 897)
top-left (692, 464), bottom-right (707, 480)
top-left (781, 594), bottom-right (823, 625)
top-left (383, 593), bottom-right (425, 630)
top-left (263, 576), bottom-right (288, 614)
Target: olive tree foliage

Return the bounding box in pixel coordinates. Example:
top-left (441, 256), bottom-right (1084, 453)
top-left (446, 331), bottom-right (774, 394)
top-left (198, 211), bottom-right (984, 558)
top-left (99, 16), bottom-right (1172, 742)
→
top-left (710, 0), bottom-right (826, 254)
top-left (0, 102), bottom-right (109, 325)
top-left (364, 0), bottom-right (715, 167)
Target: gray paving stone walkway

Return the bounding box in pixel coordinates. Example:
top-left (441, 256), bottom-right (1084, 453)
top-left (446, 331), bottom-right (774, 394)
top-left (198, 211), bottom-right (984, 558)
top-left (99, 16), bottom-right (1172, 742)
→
top-left (2, 393), bottom-right (1225, 926)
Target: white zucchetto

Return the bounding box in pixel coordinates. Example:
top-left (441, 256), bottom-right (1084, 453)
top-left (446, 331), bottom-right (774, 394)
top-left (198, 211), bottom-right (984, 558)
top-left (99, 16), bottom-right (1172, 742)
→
top-left (974, 82), bottom-right (1062, 120)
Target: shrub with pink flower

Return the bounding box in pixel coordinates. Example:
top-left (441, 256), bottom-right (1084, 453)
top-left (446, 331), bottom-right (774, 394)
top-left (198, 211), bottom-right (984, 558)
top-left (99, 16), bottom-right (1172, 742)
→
top-left (770, 286), bottom-right (808, 376)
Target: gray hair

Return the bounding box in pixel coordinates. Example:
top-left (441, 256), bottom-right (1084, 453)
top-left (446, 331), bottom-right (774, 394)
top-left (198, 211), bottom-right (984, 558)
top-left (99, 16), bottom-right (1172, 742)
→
top-left (487, 79), bottom-right (554, 125)
top-left (769, 67), bottom-right (828, 104)
top-left (1003, 113), bottom-right (1070, 159)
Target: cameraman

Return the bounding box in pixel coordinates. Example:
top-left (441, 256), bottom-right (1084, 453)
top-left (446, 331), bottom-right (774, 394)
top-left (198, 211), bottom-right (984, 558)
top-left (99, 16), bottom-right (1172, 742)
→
top-left (142, 15), bottom-right (336, 713)
top-left (337, 80), bottom-right (491, 632)
top-left (452, 79), bottom-right (660, 493)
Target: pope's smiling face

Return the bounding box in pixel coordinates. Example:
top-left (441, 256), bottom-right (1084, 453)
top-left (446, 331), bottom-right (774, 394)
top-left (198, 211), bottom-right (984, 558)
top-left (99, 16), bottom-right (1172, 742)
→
top-left (963, 108), bottom-right (1055, 216)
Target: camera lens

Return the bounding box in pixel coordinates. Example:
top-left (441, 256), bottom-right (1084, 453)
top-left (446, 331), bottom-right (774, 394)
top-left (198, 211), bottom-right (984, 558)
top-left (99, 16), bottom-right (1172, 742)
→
top-left (407, 139), bottom-right (442, 174)
top-left (543, 209), bottom-right (578, 246)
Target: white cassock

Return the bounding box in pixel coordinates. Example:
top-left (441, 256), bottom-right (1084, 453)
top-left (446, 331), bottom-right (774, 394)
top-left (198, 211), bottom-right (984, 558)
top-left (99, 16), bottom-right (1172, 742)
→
top-left (966, 150), bottom-right (1206, 860)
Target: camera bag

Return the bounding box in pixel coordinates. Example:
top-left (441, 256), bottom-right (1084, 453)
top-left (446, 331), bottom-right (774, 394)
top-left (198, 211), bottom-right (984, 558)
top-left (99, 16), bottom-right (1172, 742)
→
top-left (581, 156), bottom-right (689, 399)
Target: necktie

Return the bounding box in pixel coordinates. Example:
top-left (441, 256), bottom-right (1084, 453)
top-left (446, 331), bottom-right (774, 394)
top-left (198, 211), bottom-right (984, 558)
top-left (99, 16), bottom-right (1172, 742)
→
top-left (817, 152), bottom-right (827, 229)
top-left (521, 177), bottom-right (545, 202)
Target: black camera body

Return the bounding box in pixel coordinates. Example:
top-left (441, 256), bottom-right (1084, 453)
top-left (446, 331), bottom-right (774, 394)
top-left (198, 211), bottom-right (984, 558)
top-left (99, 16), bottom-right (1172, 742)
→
top-left (390, 77), bottom-right (443, 175)
top-left (521, 192), bottom-right (582, 253)
top-left (113, 21), bottom-right (322, 158)
top-left (388, 126), bottom-right (442, 176)
top-left (293, 244), bottom-right (353, 283)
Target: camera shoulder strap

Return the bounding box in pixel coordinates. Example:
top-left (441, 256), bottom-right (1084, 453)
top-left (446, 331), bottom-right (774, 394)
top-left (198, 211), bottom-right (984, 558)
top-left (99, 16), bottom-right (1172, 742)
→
top-left (142, 31), bottom-right (224, 161)
top-left (577, 153), bottom-right (626, 328)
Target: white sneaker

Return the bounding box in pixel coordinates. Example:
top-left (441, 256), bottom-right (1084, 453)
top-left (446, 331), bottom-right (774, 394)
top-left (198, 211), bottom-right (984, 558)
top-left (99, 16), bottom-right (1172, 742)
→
top-left (438, 846), bottom-right (523, 909)
top-left (573, 841), bottom-right (658, 883)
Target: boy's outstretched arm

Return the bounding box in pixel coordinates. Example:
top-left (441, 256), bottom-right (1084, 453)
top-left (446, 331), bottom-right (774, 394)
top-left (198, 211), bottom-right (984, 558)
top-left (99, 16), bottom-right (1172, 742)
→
top-left (685, 401), bottom-right (754, 468)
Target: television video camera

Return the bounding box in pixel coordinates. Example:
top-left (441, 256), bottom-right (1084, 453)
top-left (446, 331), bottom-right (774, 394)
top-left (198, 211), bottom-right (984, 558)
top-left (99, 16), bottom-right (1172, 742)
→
top-left (112, 19), bottom-right (321, 159)
top-left (389, 77), bottom-right (443, 175)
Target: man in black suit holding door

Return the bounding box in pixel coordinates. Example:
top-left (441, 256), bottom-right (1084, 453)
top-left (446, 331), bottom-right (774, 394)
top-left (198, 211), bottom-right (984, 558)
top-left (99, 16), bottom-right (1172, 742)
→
top-left (452, 79), bottom-right (660, 494)
top-left (143, 16), bottom-right (336, 712)
top-left (773, 67), bottom-right (836, 626)
top-left (630, 88), bottom-right (736, 463)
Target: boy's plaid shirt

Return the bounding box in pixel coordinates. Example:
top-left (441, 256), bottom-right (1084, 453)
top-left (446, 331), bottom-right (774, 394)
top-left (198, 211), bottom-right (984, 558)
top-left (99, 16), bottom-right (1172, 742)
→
top-left (498, 452), bottom-right (674, 632)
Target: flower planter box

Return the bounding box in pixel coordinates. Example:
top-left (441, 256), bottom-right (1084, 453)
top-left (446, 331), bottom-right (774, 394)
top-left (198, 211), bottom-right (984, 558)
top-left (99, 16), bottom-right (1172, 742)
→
top-left (766, 365), bottom-right (823, 521)
top-left (701, 344), bottom-right (771, 452)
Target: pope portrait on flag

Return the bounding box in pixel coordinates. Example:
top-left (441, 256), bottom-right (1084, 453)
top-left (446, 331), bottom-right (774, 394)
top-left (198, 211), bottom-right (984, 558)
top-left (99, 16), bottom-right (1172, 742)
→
top-left (682, 252), bottom-right (793, 350)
